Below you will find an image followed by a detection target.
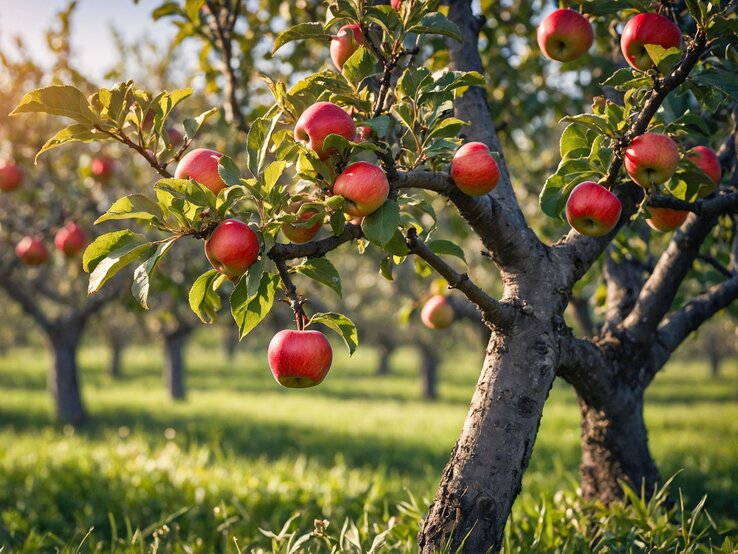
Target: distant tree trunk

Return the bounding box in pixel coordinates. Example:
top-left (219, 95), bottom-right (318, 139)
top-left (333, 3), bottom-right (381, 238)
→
top-left (109, 337), bottom-right (125, 379)
top-left (223, 326), bottom-right (239, 360)
top-left (708, 347), bottom-right (721, 378)
top-left (417, 342), bottom-right (439, 401)
top-left (579, 392), bottom-right (661, 504)
top-left (163, 328), bottom-right (191, 400)
top-left (376, 336), bottom-right (395, 376)
top-left (47, 319), bottom-right (86, 425)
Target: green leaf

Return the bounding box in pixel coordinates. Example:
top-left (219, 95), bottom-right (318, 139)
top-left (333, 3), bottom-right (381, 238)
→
top-left (11, 85), bottom-right (100, 124)
top-left (294, 258), bottom-right (342, 297)
top-left (218, 155), bottom-right (241, 187)
top-left (185, 0), bottom-right (205, 22)
top-left (231, 273), bottom-right (280, 339)
top-left (247, 115), bottom-right (280, 177)
top-left (83, 230), bottom-right (139, 273)
top-left (426, 117), bottom-right (467, 140)
top-left (35, 124), bottom-right (103, 162)
top-left (539, 159), bottom-right (600, 219)
top-left (263, 161), bottom-right (287, 194)
top-left (408, 12), bottom-right (462, 42)
top-left (89, 242), bottom-right (152, 295)
top-left (155, 178), bottom-right (217, 209)
top-left (95, 194), bottom-right (164, 224)
top-left (306, 312), bottom-right (358, 356)
top-left (131, 238), bottom-right (176, 309)
top-left (644, 44), bottom-right (683, 75)
top-left (342, 46), bottom-right (378, 88)
top-left (183, 107), bottom-right (218, 139)
top-left (359, 115), bottom-right (390, 138)
top-left (560, 113), bottom-right (613, 136)
top-left (189, 269), bottom-right (223, 324)
top-left (361, 200), bottom-right (400, 247)
top-left (273, 22), bottom-right (331, 54)
top-left (428, 240), bottom-right (467, 264)
top-left (397, 67), bottom-right (433, 100)
top-left (330, 211), bottom-right (347, 236)
top-left (693, 68), bottom-right (738, 102)
top-left (559, 124), bottom-right (591, 160)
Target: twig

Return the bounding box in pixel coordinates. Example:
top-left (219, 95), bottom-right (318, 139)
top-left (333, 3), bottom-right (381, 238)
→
top-left (274, 258), bottom-right (308, 330)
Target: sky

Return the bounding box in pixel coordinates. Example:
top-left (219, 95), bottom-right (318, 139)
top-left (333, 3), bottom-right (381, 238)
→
top-left (0, 0), bottom-right (177, 80)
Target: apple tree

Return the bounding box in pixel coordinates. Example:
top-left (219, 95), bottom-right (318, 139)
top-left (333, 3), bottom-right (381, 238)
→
top-left (12, 0), bottom-right (738, 551)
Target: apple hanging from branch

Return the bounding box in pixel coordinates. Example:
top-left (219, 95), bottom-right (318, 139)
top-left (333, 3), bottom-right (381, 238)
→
top-left (536, 9), bottom-right (593, 63)
top-left (268, 329), bottom-right (333, 388)
top-left (204, 219), bottom-right (260, 278)
top-left (174, 148), bottom-right (228, 194)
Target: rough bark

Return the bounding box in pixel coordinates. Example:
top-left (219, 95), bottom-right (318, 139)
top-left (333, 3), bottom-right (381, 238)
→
top-left (164, 329), bottom-right (190, 400)
top-left (416, 341), bottom-right (439, 401)
top-left (48, 320), bottom-right (86, 425)
top-left (579, 392), bottom-right (661, 503)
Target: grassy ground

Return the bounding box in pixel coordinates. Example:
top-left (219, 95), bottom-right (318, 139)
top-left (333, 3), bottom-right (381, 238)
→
top-left (0, 336), bottom-right (737, 552)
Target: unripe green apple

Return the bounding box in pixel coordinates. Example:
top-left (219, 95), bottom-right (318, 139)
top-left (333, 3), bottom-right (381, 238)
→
top-left (204, 219), bottom-right (260, 278)
top-left (175, 148), bottom-right (227, 194)
top-left (620, 13), bottom-right (681, 71)
top-left (537, 9), bottom-right (593, 63)
top-left (268, 329), bottom-right (333, 388)
top-left (565, 181), bottom-right (622, 237)
top-left (294, 102), bottom-right (356, 160)
top-left (624, 132), bottom-right (679, 188)
top-left (333, 161), bottom-right (389, 217)
top-left (15, 236), bottom-right (48, 266)
top-left (54, 222), bottom-right (87, 256)
top-left (330, 24), bottom-right (365, 71)
top-left (450, 142), bottom-right (500, 196)
top-left (421, 295), bottom-right (454, 330)
top-left (0, 159), bottom-right (23, 192)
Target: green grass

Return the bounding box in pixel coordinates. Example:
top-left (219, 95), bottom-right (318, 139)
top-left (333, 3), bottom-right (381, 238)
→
top-left (0, 337), bottom-right (737, 552)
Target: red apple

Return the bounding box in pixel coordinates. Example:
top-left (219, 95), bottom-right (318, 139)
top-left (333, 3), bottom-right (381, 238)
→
top-left (686, 145), bottom-right (721, 186)
top-left (90, 156), bottom-right (115, 182)
top-left (175, 148), bottom-right (227, 195)
top-left (54, 223), bottom-right (87, 256)
top-left (646, 207), bottom-right (689, 232)
top-left (358, 126), bottom-right (373, 142)
top-left (450, 142), bottom-right (500, 196)
top-left (390, 0), bottom-right (402, 10)
top-left (15, 236), bottom-right (48, 266)
top-left (624, 132), bottom-right (679, 188)
top-left (294, 102), bottom-right (356, 160)
top-left (565, 181), bottom-right (622, 237)
top-left (536, 9), bottom-right (593, 63)
top-left (281, 202), bottom-right (322, 244)
top-left (620, 13), bottom-right (681, 71)
top-left (204, 219), bottom-right (260, 278)
top-left (0, 159), bottom-right (23, 192)
top-left (330, 24), bottom-right (366, 71)
top-left (167, 128), bottom-right (184, 146)
top-left (333, 161), bottom-right (389, 217)
top-left (421, 295), bottom-right (454, 330)
top-left (268, 329), bottom-right (333, 388)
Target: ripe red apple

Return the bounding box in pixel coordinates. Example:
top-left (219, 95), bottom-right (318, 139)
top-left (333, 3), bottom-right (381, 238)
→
top-left (646, 207), bottom-right (689, 232)
top-left (390, 0), bottom-right (402, 10)
top-left (686, 145), bottom-right (721, 186)
top-left (175, 148), bottom-right (227, 194)
top-left (620, 13), bottom-right (681, 71)
top-left (268, 329), bottom-right (333, 388)
top-left (358, 126), bottom-right (373, 142)
top-left (333, 161), bottom-right (389, 217)
top-left (294, 102), bottom-right (356, 160)
top-left (450, 142), bottom-right (500, 196)
top-left (15, 236), bottom-right (48, 266)
top-left (330, 24), bottom-right (366, 71)
top-left (421, 295), bottom-right (454, 330)
top-left (90, 156), bottom-right (115, 182)
top-left (565, 181), bottom-right (622, 237)
top-left (536, 9), bottom-right (593, 62)
top-left (0, 159), bottom-right (23, 192)
top-left (54, 223), bottom-right (87, 256)
top-left (281, 202), bottom-right (322, 244)
top-left (204, 219), bottom-right (260, 278)
top-left (624, 132), bottom-right (679, 188)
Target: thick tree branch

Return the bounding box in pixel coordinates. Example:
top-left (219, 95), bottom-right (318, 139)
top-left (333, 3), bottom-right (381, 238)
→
top-left (556, 29), bottom-right (709, 286)
top-left (647, 191), bottom-right (738, 216)
top-left (268, 222), bottom-right (363, 261)
top-left (601, 248), bottom-right (647, 334)
top-left (557, 334), bottom-right (621, 409)
top-left (404, 228), bottom-right (516, 329)
top-left (0, 272), bottom-right (52, 331)
top-left (647, 274), bottom-right (738, 385)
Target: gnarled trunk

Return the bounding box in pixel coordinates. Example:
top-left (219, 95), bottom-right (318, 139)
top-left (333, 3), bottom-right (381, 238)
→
top-left (418, 325), bottom-right (558, 552)
top-left (47, 320), bottom-right (86, 425)
top-left (164, 330), bottom-right (190, 400)
top-left (579, 392), bottom-right (661, 503)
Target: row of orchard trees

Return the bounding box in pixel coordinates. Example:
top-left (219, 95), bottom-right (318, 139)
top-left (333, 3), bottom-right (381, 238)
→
top-left (4, 0), bottom-right (738, 551)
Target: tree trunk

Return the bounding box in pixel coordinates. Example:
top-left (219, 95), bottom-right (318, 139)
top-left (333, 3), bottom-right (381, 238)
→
top-left (223, 326), bottom-right (239, 361)
top-left (47, 321), bottom-right (86, 425)
top-left (418, 327), bottom-right (558, 552)
top-left (708, 347), bottom-right (720, 378)
top-left (417, 342), bottom-right (439, 401)
top-left (579, 392), bottom-right (661, 504)
top-left (164, 330), bottom-right (189, 400)
top-left (109, 339), bottom-right (124, 379)
top-left (376, 337), bottom-right (395, 376)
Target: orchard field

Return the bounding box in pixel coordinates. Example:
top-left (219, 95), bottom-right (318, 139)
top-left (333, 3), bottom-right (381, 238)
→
top-left (1, 339), bottom-right (737, 552)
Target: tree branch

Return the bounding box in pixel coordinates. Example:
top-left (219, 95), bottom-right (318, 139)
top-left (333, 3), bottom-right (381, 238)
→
top-left (274, 258), bottom-right (308, 330)
top-left (404, 227), bottom-right (516, 329)
top-left (697, 253), bottom-right (734, 279)
top-left (0, 271), bottom-right (52, 331)
top-left (268, 222), bottom-right (363, 261)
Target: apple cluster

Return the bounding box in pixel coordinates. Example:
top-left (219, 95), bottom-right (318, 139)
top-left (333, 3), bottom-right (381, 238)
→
top-left (14, 222), bottom-right (87, 266)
